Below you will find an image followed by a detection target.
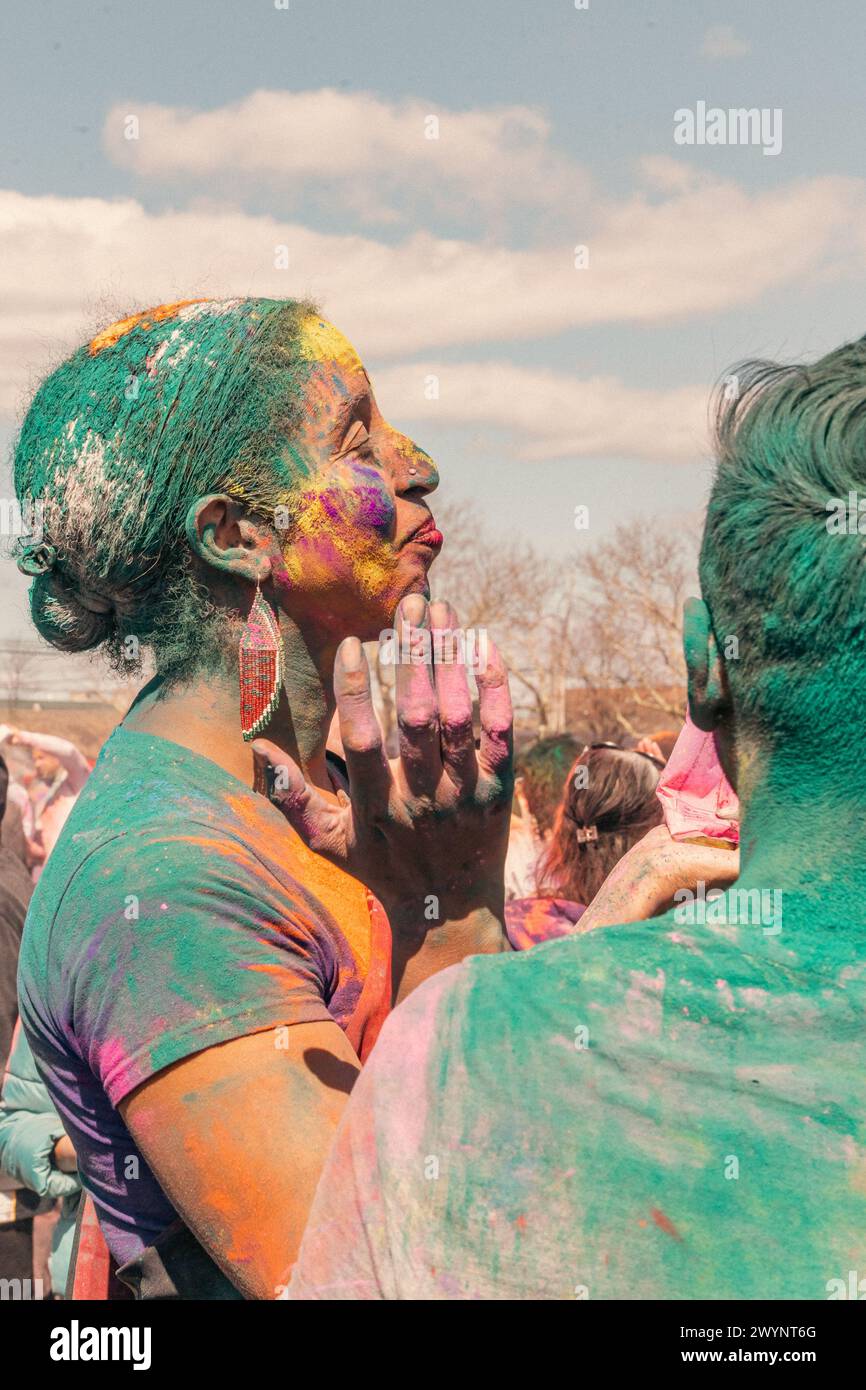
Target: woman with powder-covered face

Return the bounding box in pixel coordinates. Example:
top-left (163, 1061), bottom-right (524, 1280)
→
top-left (13, 299), bottom-right (514, 1298)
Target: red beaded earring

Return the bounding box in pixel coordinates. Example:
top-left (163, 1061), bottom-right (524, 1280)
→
top-left (239, 582), bottom-right (284, 741)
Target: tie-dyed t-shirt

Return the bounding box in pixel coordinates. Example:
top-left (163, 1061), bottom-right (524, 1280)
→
top-left (289, 904), bottom-right (866, 1300)
top-left (17, 726), bottom-right (390, 1266)
top-left (504, 896), bottom-right (585, 950)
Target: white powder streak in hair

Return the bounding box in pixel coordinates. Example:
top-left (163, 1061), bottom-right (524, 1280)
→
top-left (177, 298), bottom-right (245, 324)
top-left (146, 330), bottom-right (193, 376)
top-left (43, 428), bottom-right (148, 567)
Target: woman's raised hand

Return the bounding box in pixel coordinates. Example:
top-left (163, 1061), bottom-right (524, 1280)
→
top-left (252, 595), bottom-right (513, 928)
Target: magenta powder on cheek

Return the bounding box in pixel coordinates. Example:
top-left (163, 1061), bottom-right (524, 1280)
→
top-left (355, 484), bottom-right (394, 530)
top-left (318, 492), bottom-right (343, 522)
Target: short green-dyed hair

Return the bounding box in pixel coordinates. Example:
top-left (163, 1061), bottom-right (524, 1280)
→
top-left (516, 733), bottom-right (582, 835)
top-left (14, 296), bottom-right (318, 684)
top-left (700, 336), bottom-right (866, 742)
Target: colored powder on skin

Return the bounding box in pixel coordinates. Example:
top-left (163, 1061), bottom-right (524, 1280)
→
top-left (355, 472), bottom-right (394, 528)
top-left (282, 479), bottom-right (396, 602)
top-left (267, 317), bottom-right (403, 602)
top-left (299, 319), bottom-right (365, 375)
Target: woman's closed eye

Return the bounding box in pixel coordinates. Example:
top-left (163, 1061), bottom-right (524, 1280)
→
top-left (336, 418), bottom-right (376, 461)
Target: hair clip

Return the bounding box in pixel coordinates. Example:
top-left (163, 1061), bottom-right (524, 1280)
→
top-left (17, 542), bottom-right (57, 576)
top-left (575, 824), bottom-right (599, 844)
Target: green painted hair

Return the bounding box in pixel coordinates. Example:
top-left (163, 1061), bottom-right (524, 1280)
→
top-left (701, 336), bottom-right (866, 743)
top-left (14, 296), bottom-right (318, 684)
top-left (516, 733), bottom-right (582, 836)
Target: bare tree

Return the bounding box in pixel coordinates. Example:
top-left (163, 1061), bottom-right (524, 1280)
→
top-left (0, 643), bottom-right (38, 707)
top-left (367, 501), bottom-right (697, 744)
top-left (430, 500), bottom-right (583, 735)
top-left (571, 521), bottom-right (698, 736)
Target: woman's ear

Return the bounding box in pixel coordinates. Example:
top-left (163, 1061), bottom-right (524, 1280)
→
top-left (683, 596), bottom-right (731, 733)
top-left (184, 495), bottom-right (273, 583)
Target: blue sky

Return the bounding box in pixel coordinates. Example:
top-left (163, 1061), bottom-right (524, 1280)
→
top-left (2, 0), bottom-right (866, 637)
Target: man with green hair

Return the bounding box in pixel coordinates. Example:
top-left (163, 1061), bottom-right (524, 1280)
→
top-left (286, 340), bottom-right (866, 1300)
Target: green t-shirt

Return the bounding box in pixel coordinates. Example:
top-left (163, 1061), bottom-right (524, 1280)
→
top-left (290, 903), bottom-right (866, 1299)
top-left (18, 726), bottom-right (388, 1266)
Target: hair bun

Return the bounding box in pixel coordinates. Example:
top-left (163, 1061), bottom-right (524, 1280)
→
top-left (30, 570), bottom-right (115, 653)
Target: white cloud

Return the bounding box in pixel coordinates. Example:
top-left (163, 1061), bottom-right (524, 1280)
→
top-left (701, 24), bottom-right (752, 60)
top-left (638, 156), bottom-right (702, 195)
top-left (1, 168), bottom-right (864, 425)
top-left (102, 90), bottom-right (585, 223)
top-left (373, 360), bottom-right (710, 462)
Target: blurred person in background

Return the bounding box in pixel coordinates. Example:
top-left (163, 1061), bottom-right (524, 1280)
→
top-left (635, 729), bottom-right (679, 762)
top-left (0, 781), bottom-right (30, 868)
top-left (0, 1022), bottom-right (81, 1298)
top-left (505, 742), bottom-right (665, 948)
top-left (0, 752), bottom-right (39, 1287)
top-left (0, 728), bottom-right (91, 879)
top-left (504, 734), bottom-right (580, 903)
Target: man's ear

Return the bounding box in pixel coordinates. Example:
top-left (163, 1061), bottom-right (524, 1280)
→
top-left (683, 596), bottom-right (731, 733)
top-left (184, 495), bottom-right (273, 583)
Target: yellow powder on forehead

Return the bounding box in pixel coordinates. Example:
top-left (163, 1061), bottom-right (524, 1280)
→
top-left (299, 317), bottom-right (364, 373)
top-left (89, 299), bottom-right (208, 355)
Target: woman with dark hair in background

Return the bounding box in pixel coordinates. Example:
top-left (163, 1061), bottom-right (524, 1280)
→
top-left (505, 743), bottom-right (665, 949)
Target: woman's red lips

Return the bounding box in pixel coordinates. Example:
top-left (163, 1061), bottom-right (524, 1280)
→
top-left (406, 519), bottom-right (444, 552)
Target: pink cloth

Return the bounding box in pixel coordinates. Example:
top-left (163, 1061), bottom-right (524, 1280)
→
top-left (655, 712), bottom-right (739, 843)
